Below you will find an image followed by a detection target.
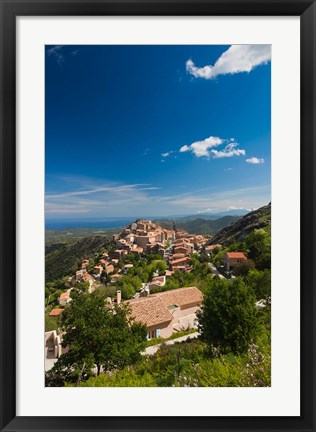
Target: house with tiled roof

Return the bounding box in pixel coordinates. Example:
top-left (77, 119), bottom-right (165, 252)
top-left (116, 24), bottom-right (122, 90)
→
top-left (170, 256), bottom-right (190, 271)
top-left (205, 244), bottom-right (222, 254)
top-left (149, 275), bottom-right (166, 289)
top-left (49, 308), bottom-right (64, 317)
top-left (58, 291), bottom-right (72, 306)
top-left (126, 286), bottom-right (202, 339)
top-left (94, 265), bottom-right (103, 276)
top-left (105, 264), bottom-right (114, 275)
top-left (111, 273), bottom-right (122, 283)
top-left (224, 252), bottom-right (247, 271)
top-left (82, 273), bottom-right (94, 291)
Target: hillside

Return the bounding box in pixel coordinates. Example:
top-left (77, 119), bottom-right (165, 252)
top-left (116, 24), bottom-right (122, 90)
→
top-left (155, 215), bottom-right (239, 236)
top-left (209, 203), bottom-right (271, 246)
top-left (45, 235), bottom-right (112, 283)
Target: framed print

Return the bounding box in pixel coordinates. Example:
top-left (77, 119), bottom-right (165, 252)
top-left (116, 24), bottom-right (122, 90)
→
top-left (0, 0), bottom-right (315, 431)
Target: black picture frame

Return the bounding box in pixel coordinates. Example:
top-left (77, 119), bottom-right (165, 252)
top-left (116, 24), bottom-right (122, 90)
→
top-left (0, 1), bottom-right (315, 431)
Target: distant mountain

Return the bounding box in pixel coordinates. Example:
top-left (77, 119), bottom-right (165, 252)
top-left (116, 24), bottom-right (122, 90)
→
top-left (209, 203), bottom-right (271, 246)
top-left (154, 215), bottom-right (240, 236)
top-left (45, 235), bottom-right (112, 283)
top-left (193, 209), bottom-right (249, 219)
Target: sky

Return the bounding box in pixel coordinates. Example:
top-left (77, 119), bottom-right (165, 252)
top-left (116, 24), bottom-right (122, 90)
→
top-left (45, 44), bottom-right (271, 220)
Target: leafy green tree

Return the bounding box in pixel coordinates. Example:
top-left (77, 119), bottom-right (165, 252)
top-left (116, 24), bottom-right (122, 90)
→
top-left (245, 229), bottom-right (271, 269)
top-left (245, 269), bottom-right (271, 300)
top-left (47, 292), bottom-right (147, 385)
top-left (197, 277), bottom-right (261, 355)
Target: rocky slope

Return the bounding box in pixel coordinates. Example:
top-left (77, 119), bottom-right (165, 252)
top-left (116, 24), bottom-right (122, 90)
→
top-left (209, 203), bottom-right (271, 246)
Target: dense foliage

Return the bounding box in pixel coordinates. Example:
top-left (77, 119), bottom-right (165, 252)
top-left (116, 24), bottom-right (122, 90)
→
top-left (197, 278), bottom-right (261, 355)
top-left (46, 292), bottom-right (147, 386)
top-left (76, 335), bottom-right (270, 387)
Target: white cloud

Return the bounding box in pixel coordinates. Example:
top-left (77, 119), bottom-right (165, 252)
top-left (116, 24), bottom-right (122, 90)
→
top-left (186, 45), bottom-right (271, 80)
top-left (179, 136), bottom-right (224, 158)
top-left (246, 157), bottom-right (265, 164)
top-left (211, 142), bottom-right (246, 159)
top-left (179, 136), bottom-right (245, 159)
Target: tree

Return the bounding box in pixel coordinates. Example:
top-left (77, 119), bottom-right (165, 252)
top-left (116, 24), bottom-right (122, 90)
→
top-left (46, 292), bottom-right (147, 385)
top-left (197, 277), bottom-right (260, 355)
top-left (245, 269), bottom-right (271, 300)
top-left (234, 259), bottom-right (255, 276)
top-left (245, 229), bottom-right (271, 269)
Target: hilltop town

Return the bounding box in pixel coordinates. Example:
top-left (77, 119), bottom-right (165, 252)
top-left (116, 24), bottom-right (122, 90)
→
top-left (45, 205), bottom-right (271, 387)
top-left (46, 219), bottom-right (211, 353)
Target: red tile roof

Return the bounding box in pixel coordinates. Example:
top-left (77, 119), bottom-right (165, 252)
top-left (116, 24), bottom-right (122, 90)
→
top-left (157, 287), bottom-right (203, 310)
top-left (49, 308), bottom-right (64, 317)
top-left (59, 292), bottom-right (69, 300)
top-left (225, 252), bottom-right (247, 259)
top-left (126, 296), bottom-right (173, 327)
top-left (125, 287), bottom-right (202, 327)
top-left (170, 257), bottom-right (190, 265)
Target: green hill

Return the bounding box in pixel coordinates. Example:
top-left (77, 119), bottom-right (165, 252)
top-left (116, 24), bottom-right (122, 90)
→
top-left (155, 215), bottom-right (239, 236)
top-left (45, 235), bottom-right (112, 283)
top-left (209, 203), bottom-right (271, 246)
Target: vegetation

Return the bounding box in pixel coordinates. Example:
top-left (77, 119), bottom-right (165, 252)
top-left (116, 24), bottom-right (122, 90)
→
top-left (112, 255), bottom-right (167, 299)
top-left (46, 292), bottom-right (147, 386)
top-left (210, 203), bottom-right (271, 246)
top-left (45, 227), bottom-right (120, 247)
top-left (76, 334), bottom-right (270, 387)
top-left (45, 205), bottom-right (271, 387)
top-left (197, 277), bottom-right (261, 355)
top-left (45, 236), bottom-right (113, 282)
top-left (155, 215), bottom-right (239, 235)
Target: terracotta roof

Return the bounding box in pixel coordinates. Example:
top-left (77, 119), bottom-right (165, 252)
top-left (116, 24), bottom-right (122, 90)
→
top-left (205, 244), bottom-right (222, 251)
top-left (170, 257), bottom-right (190, 265)
top-left (49, 308), bottom-right (64, 317)
top-left (156, 287), bottom-right (203, 310)
top-left (59, 292), bottom-right (69, 300)
top-left (126, 296), bottom-right (173, 327)
top-left (82, 273), bottom-right (93, 280)
top-left (172, 253), bottom-right (186, 258)
top-left (225, 252), bottom-right (247, 259)
top-left (126, 287), bottom-right (202, 327)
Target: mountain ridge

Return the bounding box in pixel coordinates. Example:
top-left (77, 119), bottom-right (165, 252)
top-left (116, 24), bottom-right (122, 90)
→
top-left (209, 203), bottom-right (271, 246)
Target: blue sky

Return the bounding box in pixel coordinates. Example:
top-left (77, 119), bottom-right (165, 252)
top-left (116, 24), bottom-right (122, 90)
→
top-left (45, 45), bottom-right (271, 219)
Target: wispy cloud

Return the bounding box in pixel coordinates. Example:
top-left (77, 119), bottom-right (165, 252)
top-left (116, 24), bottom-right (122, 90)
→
top-left (46, 175), bottom-right (269, 218)
top-left (161, 151), bottom-right (174, 158)
top-left (246, 157), bottom-right (265, 164)
top-left (46, 180), bottom-right (161, 217)
top-left (211, 142), bottom-right (246, 159)
top-left (179, 136), bottom-right (245, 159)
top-left (186, 45), bottom-right (271, 80)
top-left (46, 45), bottom-right (64, 65)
